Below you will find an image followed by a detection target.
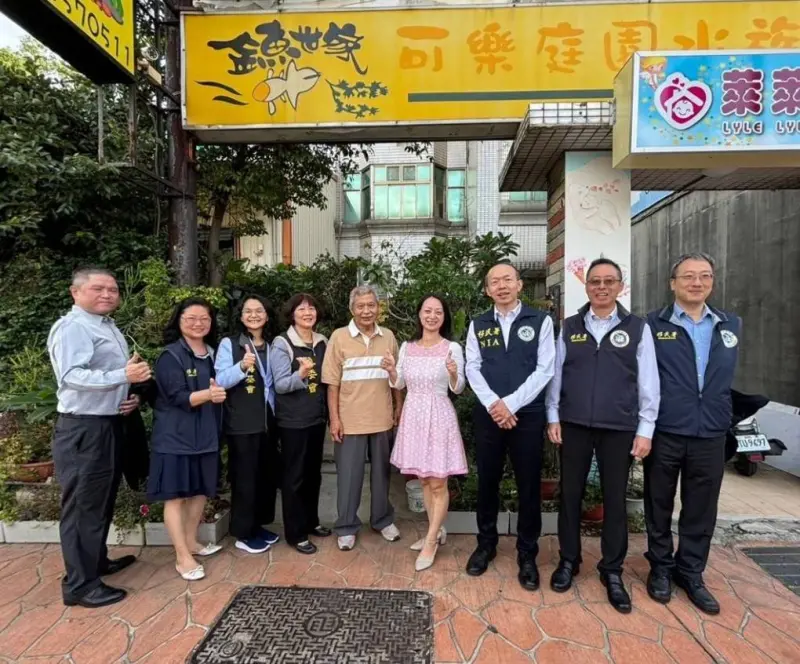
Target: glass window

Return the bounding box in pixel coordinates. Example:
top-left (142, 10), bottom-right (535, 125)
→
top-left (345, 174), bottom-right (362, 190)
top-left (344, 191), bottom-right (360, 223)
top-left (402, 165), bottom-right (416, 181)
top-left (508, 191), bottom-right (547, 202)
top-left (373, 185), bottom-right (388, 218)
top-left (417, 184), bottom-right (432, 217)
top-left (417, 165), bottom-right (431, 181)
top-left (373, 166), bottom-right (386, 183)
top-left (446, 169), bottom-right (466, 223)
top-left (387, 166), bottom-right (400, 182)
top-left (388, 186), bottom-right (402, 217)
top-left (402, 185), bottom-right (416, 217)
top-left (447, 170), bottom-right (465, 187)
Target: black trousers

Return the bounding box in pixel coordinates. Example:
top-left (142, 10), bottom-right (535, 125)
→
top-left (227, 416), bottom-right (280, 540)
top-left (558, 422), bottom-right (634, 574)
top-left (644, 431), bottom-right (725, 581)
top-left (474, 405), bottom-right (545, 558)
top-left (53, 414), bottom-right (124, 599)
top-left (280, 423), bottom-right (326, 545)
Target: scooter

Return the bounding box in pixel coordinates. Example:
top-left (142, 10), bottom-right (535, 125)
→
top-left (725, 390), bottom-right (787, 477)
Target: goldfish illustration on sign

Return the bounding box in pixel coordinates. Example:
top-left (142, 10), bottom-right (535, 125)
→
top-left (93, 0), bottom-right (125, 25)
top-left (252, 61), bottom-right (321, 115)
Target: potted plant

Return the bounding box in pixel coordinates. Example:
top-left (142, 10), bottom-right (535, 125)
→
top-left (1, 481), bottom-right (62, 543)
top-left (2, 422), bottom-right (55, 482)
top-left (109, 483), bottom-right (149, 545)
top-left (626, 462), bottom-right (645, 517)
top-left (581, 482), bottom-right (604, 523)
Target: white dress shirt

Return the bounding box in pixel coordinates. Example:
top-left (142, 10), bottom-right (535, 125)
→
top-left (465, 302), bottom-right (556, 414)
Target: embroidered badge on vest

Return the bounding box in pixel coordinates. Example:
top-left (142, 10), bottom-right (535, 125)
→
top-left (185, 368), bottom-right (197, 377)
top-left (307, 359), bottom-right (319, 394)
top-left (656, 331), bottom-right (678, 340)
top-left (609, 330), bottom-right (630, 348)
top-left (478, 326), bottom-right (502, 348)
top-left (721, 330), bottom-right (738, 348)
top-left (245, 367), bottom-right (257, 394)
top-left (517, 325), bottom-right (536, 342)
top-left (569, 333), bottom-right (588, 343)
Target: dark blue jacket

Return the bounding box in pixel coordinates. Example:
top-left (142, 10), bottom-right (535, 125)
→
top-left (472, 305), bottom-right (547, 413)
top-left (151, 340), bottom-right (221, 455)
top-left (560, 303), bottom-right (644, 432)
top-left (648, 304), bottom-right (741, 438)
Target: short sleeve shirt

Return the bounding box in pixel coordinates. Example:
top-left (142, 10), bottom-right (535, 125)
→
top-left (321, 321), bottom-right (399, 435)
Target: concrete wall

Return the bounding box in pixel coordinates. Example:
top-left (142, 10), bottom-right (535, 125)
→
top-left (631, 190), bottom-right (800, 406)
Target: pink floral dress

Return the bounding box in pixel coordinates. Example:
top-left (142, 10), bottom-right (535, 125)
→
top-left (390, 339), bottom-right (468, 478)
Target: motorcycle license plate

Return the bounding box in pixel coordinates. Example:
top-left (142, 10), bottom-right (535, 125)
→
top-left (735, 434), bottom-right (771, 453)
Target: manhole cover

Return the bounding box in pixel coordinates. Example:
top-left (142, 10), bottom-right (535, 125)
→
top-left (189, 586), bottom-right (433, 663)
top-left (742, 546), bottom-right (800, 596)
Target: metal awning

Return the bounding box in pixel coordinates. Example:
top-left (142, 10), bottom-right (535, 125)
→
top-left (499, 102), bottom-right (800, 192)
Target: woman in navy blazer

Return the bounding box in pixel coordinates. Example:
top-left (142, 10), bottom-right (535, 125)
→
top-left (148, 298), bottom-right (225, 581)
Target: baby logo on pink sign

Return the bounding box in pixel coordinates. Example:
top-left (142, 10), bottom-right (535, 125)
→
top-left (654, 72), bottom-right (713, 130)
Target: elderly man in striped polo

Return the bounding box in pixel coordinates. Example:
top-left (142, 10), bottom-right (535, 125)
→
top-left (321, 285), bottom-right (403, 551)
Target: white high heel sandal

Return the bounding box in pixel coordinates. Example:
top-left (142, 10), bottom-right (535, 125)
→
top-left (410, 526), bottom-right (447, 551)
top-left (415, 541), bottom-right (440, 572)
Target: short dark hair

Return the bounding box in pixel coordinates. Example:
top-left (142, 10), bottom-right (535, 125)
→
top-left (586, 257), bottom-right (623, 281)
top-left (484, 262), bottom-right (520, 286)
top-left (670, 252), bottom-right (715, 279)
top-left (235, 294), bottom-right (278, 342)
top-left (163, 297), bottom-right (218, 347)
top-left (283, 292), bottom-right (322, 328)
top-left (411, 294), bottom-right (453, 341)
top-left (71, 266), bottom-right (115, 287)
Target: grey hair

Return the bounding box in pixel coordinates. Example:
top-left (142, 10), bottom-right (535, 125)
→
top-left (669, 253), bottom-right (716, 279)
top-left (71, 267), bottom-right (115, 288)
top-left (349, 284), bottom-right (379, 310)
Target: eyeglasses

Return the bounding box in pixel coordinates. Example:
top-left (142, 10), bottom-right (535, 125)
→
top-left (182, 316), bottom-right (211, 325)
top-left (587, 278), bottom-right (621, 288)
top-left (675, 273), bottom-right (714, 283)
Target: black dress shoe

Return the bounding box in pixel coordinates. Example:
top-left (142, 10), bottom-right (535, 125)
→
top-left (63, 583), bottom-right (127, 608)
top-left (647, 570), bottom-right (672, 604)
top-left (312, 526), bottom-right (332, 537)
top-left (100, 555), bottom-right (137, 576)
top-left (601, 573), bottom-right (632, 614)
top-left (466, 547), bottom-right (496, 576)
top-left (517, 557), bottom-right (540, 591)
top-left (674, 574), bottom-right (720, 615)
top-left (550, 560), bottom-right (580, 593)
top-left (294, 540), bottom-right (318, 555)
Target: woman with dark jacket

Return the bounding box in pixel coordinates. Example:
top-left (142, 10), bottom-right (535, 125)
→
top-left (270, 293), bottom-right (330, 554)
top-left (148, 298), bottom-right (225, 581)
top-left (214, 294), bottom-right (280, 554)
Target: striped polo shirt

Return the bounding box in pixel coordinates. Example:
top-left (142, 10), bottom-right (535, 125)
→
top-left (321, 320), bottom-right (399, 435)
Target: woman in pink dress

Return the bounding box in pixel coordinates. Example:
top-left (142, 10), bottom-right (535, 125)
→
top-left (382, 295), bottom-right (467, 572)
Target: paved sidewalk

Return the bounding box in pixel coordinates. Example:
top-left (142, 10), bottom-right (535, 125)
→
top-left (2, 527), bottom-right (800, 663)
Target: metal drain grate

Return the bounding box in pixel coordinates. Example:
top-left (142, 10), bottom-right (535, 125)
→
top-left (189, 586), bottom-right (433, 663)
top-left (741, 546), bottom-right (800, 596)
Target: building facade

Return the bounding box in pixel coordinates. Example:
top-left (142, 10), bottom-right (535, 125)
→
top-left (236, 140), bottom-right (548, 280)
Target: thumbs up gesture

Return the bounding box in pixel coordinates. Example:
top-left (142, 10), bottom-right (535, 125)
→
top-left (380, 348), bottom-right (395, 372)
top-left (208, 378), bottom-right (227, 404)
top-left (445, 349), bottom-right (458, 378)
top-left (126, 352), bottom-right (151, 383)
top-left (240, 346), bottom-right (256, 371)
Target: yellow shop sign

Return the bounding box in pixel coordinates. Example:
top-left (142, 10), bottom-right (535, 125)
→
top-left (182, 2), bottom-right (799, 136)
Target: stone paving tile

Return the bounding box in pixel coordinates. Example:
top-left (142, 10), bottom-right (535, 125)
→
top-left (1, 535), bottom-right (800, 662)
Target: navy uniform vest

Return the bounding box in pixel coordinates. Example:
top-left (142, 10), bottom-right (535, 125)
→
top-left (647, 305), bottom-right (741, 438)
top-left (560, 303), bottom-right (644, 432)
top-left (223, 334), bottom-right (267, 435)
top-left (472, 304), bottom-right (547, 413)
top-left (274, 332), bottom-right (327, 429)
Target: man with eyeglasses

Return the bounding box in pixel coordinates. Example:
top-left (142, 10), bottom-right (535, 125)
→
top-left (465, 262), bottom-right (555, 590)
top-left (545, 257), bottom-right (659, 613)
top-left (644, 252), bottom-right (741, 616)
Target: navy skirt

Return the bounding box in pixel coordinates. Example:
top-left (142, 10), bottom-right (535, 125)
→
top-left (146, 451), bottom-right (218, 501)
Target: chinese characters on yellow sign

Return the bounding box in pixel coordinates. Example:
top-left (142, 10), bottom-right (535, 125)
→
top-left (47, 0), bottom-right (135, 76)
top-left (182, 2), bottom-right (799, 130)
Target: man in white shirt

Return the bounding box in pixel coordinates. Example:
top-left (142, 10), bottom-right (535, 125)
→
top-left (464, 263), bottom-right (555, 590)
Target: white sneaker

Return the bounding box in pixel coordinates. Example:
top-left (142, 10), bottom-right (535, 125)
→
top-left (380, 524), bottom-right (401, 542)
top-left (338, 535), bottom-right (356, 551)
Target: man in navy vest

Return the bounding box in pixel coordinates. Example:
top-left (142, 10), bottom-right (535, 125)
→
top-left (645, 252), bottom-right (741, 616)
top-left (465, 263), bottom-right (555, 590)
top-left (545, 258), bottom-right (659, 613)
